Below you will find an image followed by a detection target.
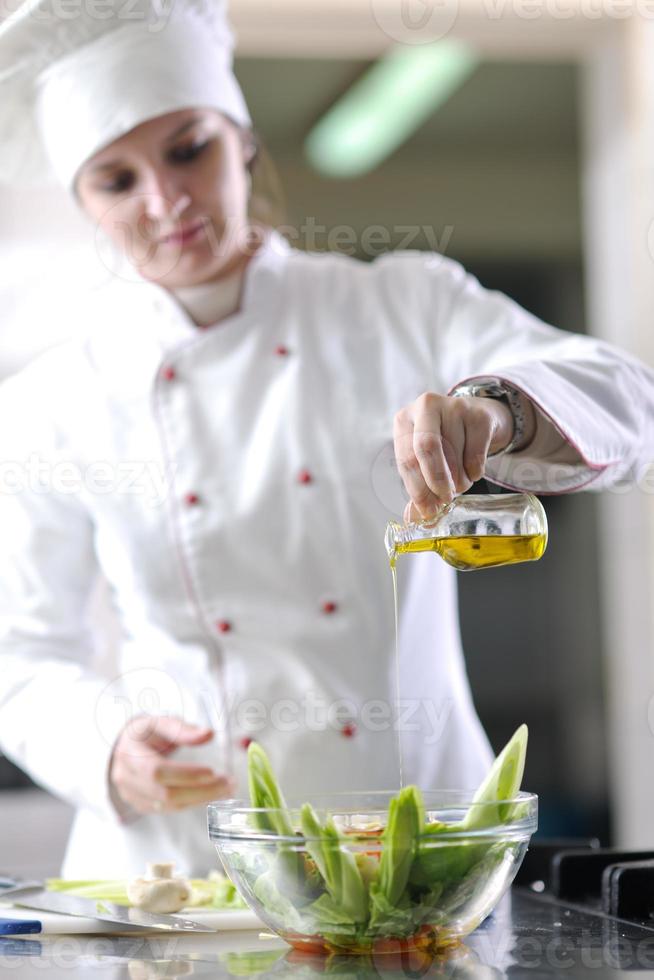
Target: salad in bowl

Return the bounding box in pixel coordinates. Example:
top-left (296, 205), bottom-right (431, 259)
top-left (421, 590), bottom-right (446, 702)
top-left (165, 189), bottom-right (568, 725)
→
top-left (208, 725), bottom-right (536, 955)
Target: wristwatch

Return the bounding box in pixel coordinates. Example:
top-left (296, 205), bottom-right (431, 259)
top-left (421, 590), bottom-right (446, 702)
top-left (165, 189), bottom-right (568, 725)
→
top-left (451, 378), bottom-right (528, 456)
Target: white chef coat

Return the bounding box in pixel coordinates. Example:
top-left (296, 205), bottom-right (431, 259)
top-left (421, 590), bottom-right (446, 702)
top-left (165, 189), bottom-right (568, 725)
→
top-left (0, 231), bottom-right (652, 877)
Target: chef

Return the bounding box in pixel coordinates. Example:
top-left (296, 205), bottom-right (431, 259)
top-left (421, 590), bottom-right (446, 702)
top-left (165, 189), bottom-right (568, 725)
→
top-left (0, 0), bottom-right (652, 878)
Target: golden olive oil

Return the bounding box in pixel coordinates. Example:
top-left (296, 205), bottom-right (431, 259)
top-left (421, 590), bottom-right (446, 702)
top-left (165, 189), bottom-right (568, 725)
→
top-left (390, 532), bottom-right (547, 572)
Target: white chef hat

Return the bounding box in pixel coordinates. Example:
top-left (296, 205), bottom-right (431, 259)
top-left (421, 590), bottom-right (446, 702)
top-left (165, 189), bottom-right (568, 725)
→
top-left (0, 0), bottom-right (251, 189)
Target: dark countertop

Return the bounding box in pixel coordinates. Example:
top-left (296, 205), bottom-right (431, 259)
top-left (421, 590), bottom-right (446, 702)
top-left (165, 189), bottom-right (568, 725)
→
top-left (3, 888), bottom-right (654, 979)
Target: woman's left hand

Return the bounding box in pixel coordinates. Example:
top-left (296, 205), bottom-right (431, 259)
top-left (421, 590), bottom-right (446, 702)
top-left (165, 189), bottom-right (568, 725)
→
top-left (393, 392), bottom-right (517, 521)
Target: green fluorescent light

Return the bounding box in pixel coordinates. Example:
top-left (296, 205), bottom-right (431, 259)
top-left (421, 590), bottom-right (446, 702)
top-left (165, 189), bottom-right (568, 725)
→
top-left (305, 42), bottom-right (479, 179)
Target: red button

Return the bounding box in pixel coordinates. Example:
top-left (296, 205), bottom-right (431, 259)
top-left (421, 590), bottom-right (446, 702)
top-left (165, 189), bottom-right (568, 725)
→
top-left (297, 469), bottom-right (313, 485)
top-left (322, 601), bottom-right (338, 614)
top-left (185, 492), bottom-right (200, 506)
top-left (274, 344), bottom-right (289, 357)
top-left (341, 723), bottom-right (356, 739)
top-left (239, 736), bottom-right (253, 750)
top-left (217, 620), bottom-right (232, 633)
top-left (162, 366), bottom-right (176, 381)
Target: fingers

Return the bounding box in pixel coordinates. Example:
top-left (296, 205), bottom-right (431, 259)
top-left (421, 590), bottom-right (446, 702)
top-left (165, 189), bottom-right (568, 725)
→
top-left (117, 775), bottom-right (234, 816)
top-left (113, 750), bottom-right (235, 815)
top-left (394, 395), bottom-right (461, 520)
top-left (394, 394), bottom-right (498, 521)
top-left (143, 717), bottom-right (214, 753)
top-left (122, 716), bottom-right (214, 756)
top-left (153, 776), bottom-right (235, 812)
top-left (153, 762), bottom-right (220, 787)
top-left (462, 412), bottom-right (493, 484)
top-left (394, 402), bottom-right (450, 520)
top-left (146, 772), bottom-right (234, 813)
top-left (110, 715), bottom-right (232, 816)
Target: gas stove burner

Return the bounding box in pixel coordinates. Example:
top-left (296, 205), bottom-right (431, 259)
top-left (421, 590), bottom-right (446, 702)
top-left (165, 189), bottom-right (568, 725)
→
top-left (517, 838), bottom-right (654, 926)
top-left (515, 836), bottom-right (601, 893)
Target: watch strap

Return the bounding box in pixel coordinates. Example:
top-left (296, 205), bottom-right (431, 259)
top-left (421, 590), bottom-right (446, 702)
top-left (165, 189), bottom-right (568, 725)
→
top-left (451, 378), bottom-right (527, 455)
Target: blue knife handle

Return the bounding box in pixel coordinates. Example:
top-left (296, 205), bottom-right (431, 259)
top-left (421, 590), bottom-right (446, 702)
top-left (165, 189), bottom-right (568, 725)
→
top-left (0, 918), bottom-right (42, 936)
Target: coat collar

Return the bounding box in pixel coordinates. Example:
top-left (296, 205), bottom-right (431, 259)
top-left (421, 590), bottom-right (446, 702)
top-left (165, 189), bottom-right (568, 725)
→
top-left (77, 230), bottom-right (292, 399)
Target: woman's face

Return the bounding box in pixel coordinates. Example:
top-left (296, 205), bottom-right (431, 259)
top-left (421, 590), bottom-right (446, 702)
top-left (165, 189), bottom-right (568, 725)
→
top-left (75, 108), bottom-right (257, 289)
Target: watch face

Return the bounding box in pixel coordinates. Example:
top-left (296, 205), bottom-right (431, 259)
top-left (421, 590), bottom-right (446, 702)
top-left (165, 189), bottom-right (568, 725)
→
top-left (473, 383), bottom-right (504, 398)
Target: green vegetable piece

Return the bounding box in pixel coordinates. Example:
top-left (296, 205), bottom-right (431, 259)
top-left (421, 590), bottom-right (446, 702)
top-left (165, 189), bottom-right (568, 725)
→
top-left (46, 876), bottom-right (247, 910)
top-left (46, 880), bottom-right (130, 904)
top-left (247, 742), bottom-right (309, 899)
top-left (206, 872), bottom-right (247, 910)
top-left (368, 882), bottom-right (415, 937)
top-left (304, 892), bottom-right (360, 934)
top-left (300, 804), bottom-right (368, 923)
top-left (376, 786), bottom-right (423, 906)
top-left (220, 950), bottom-right (286, 977)
top-left (300, 803), bottom-right (330, 882)
top-left (252, 869), bottom-right (305, 930)
top-left (411, 724), bottom-right (529, 891)
top-left (247, 742), bottom-right (295, 837)
top-left (462, 723), bottom-right (528, 830)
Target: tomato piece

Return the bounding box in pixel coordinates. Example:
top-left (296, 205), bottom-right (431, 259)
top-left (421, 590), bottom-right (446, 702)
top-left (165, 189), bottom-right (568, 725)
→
top-left (281, 932), bottom-right (330, 955)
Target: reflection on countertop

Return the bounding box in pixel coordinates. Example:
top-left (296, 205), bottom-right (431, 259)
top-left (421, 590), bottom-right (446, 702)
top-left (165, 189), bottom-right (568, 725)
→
top-left (3, 890), bottom-right (654, 979)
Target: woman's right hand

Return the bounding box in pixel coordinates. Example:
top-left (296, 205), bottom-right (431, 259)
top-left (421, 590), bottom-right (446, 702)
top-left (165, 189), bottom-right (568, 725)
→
top-left (109, 715), bottom-right (234, 816)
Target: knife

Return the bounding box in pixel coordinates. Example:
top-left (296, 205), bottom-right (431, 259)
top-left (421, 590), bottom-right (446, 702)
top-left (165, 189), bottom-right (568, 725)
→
top-left (0, 880), bottom-right (215, 933)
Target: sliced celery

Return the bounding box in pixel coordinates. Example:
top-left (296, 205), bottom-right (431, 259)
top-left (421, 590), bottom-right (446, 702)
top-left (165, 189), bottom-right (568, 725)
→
top-left (376, 786), bottom-right (423, 906)
top-left (300, 803), bottom-right (368, 923)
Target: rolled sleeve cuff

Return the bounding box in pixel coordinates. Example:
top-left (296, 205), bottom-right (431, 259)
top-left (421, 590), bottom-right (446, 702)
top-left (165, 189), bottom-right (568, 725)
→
top-left (448, 371), bottom-right (616, 494)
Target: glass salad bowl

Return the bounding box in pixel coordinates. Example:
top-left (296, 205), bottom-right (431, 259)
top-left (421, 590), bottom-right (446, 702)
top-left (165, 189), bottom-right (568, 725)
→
top-left (208, 789), bottom-right (537, 956)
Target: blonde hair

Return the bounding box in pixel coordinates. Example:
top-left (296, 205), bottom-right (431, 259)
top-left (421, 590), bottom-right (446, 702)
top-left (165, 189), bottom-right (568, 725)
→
top-left (246, 129), bottom-right (287, 231)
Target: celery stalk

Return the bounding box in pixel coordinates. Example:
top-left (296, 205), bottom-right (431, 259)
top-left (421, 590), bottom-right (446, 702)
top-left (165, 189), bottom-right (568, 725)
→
top-left (247, 742), bottom-right (295, 837)
top-left (300, 804), bottom-right (368, 923)
top-left (246, 742), bottom-right (308, 899)
top-left (462, 724), bottom-right (528, 830)
top-left (411, 725), bottom-right (529, 889)
top-left (376, 786), bottom-right (423, 906)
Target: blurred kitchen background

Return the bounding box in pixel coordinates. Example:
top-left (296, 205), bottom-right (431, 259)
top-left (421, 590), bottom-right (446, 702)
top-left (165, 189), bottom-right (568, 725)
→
top-left (1, 3), bottom-right (654, 876)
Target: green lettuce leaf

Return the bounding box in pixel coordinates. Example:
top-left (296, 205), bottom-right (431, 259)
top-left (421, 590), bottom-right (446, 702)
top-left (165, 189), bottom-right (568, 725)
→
top-left (252, 870), bottom-right (307, 933)
top-left (303, 893), bottom-right (360, 935)
top-left (300, 804), bottom-right (368, 923)
top-left (247, 742), bottom-right (308, 900)
top-left (462, 724), bottom-right (528, 829)
top-left (247, 742), bottom-right (295, 837)
top-left (376, 785), bottom-right (423, 906)
top-left (368, 882), bottom-right (415, 937)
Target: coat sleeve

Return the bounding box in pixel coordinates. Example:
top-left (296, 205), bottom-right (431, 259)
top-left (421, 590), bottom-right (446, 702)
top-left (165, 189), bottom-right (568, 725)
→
top-left (0, 370), bottom-right (128, 819)
top-left (412, 254), bottom-right (654, 493)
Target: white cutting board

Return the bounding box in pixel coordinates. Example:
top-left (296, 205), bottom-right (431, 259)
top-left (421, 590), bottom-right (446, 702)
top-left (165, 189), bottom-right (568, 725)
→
top-left (0, 902), bottom-right (262, 935)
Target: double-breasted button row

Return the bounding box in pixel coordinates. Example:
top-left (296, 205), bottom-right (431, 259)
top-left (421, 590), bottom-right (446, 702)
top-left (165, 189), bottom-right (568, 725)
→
top-left (211, 600), bottom-right (338, 636)
top-left (185, 470), bottom-right (313, 503)
top-left (237, 723), bottom-right (356, 750)
top-left (160, 342), bottom-right (352, 735)
top-left (238, 726), bottom-right (356, 750)
top-left (161, 344), bottom-right (291, 383)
